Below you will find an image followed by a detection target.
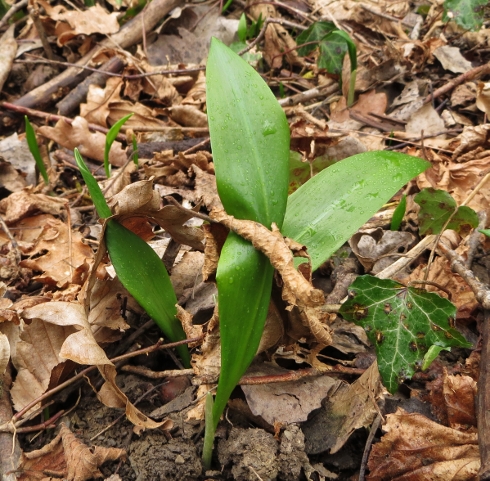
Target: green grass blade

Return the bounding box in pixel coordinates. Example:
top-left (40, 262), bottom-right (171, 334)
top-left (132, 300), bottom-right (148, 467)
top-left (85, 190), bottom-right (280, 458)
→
top-left (25, 116), bottom-right (49, 185)
top-left (105, 219), bottom-right (190, 366)
top-left (282, 151), bottom-right (429, 271)
top-left (74, 148), bottom-right (112, 219)
top-left (391, 194), bottom-right (407, 231)
top-left (104, 113), bottom-right (133, 178)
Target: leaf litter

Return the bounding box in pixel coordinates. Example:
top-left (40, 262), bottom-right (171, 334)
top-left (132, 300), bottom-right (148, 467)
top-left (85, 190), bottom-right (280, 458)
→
top-left (0, 0), bottom-right (489, 479)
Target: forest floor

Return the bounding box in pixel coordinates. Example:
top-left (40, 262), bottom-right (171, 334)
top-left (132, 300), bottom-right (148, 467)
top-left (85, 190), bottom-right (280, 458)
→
top-left (0, 0), bottom-right (490, 479)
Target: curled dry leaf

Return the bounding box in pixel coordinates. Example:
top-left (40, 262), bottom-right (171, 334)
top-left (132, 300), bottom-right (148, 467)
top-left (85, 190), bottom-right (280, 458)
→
top-left (367, 408), bottom-right (479, 480)
top-left (37, 117), bottom-right (127, 167)
top-left (176, 305), bottom-right (202, 347)
top-left (109, 180), bottom-right (204, 250)
top-left (210, 209), bottom-right (324, 308)
top-left (0, 26), bottom-right (17, 93)
top-left (18, 423), bottom-right (126, 481)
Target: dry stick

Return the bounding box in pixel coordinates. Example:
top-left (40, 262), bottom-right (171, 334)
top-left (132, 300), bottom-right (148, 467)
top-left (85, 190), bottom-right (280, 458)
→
top-left (0, 0), bottom-right (28, 30)
top-left (1, 101), bottom-right (126, 141)
top-left (6, 336), bottom-right (201, 429)
top-left (12, 0), bottom-right (183, 109)
top-left (57, 55), bottom-right (125, 116)
top-left (28, 5), bottom-right (56, 61)
top-left (279, 83), bottom-right (339, 107)
top-left (423, 62), bottom-right (490, 104)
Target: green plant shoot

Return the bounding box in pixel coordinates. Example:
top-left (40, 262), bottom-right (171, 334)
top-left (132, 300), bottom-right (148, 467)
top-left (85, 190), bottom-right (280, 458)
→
top-left (203, 38), bottom-right (290, 467)
top-left (104, 113), bottom-right (133, 178)
top-left (74, 148), bottom-right (190, 366)
top-left (25, 116), bottom-right (49, 185)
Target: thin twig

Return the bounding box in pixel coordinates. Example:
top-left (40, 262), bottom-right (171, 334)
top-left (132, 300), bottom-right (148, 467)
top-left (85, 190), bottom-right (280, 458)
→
top-left (424, 62), bottom-right (490, 104)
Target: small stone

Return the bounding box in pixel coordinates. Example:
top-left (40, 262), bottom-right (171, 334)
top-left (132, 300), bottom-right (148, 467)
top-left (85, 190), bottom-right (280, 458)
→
top-left (175, 454), bottom-right (185, 465)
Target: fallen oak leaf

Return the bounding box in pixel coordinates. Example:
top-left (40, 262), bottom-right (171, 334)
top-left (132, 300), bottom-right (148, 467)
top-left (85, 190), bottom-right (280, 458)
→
top-left (210, 208), bottom-right (324, 308)
top-left (18, 423), bottom-right (126, 481)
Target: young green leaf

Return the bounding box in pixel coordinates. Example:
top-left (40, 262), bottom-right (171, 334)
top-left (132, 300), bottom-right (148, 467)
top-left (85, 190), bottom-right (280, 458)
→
top-left (74, 149), bottom-right (112, 219)
top-left (480, 229), bottom-right (490, 237)
top-left (104, 113), bottom-right (133, 178)
top-left (105, 219), bottom-right (190, 366)
top-left (25, 116), bottom-right (49, 185)
top-left (414, 188), bottom-right (478, 236)
top-left (443, 0), bottom-right (486, 31)
top-left (204, 37), bottom-right (289, 466)
top-left (282, 151), bottom-right (430, 271)
top-left (237, 13), bottom-right (247, 43)
top-left (131, 136), bottom-right (139, 166)
top-left (74, 148), bottom-right (190, 366)
top-left (296, 21), bottom-right (336, 56)
top-left (391, 194), bottom-right (407, 231)
top-left (340, 275), bottom-right (471, 394)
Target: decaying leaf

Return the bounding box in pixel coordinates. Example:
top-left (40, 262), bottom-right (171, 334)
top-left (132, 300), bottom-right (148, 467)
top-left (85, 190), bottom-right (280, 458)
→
top-left (241, 362), bottom-right (341, 425)
top-left (210, 209), bottom-right (324, 308)
top-left (367, 408), bottom-right (479, 480)
top-left (18, 423), bottom-right (126, 481)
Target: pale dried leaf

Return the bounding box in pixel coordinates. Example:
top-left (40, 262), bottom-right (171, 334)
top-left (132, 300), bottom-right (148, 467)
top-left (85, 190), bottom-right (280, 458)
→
top-left (242, 362), bottom-right (341, 425)
top-left (0, 26), bottom-right (17, 93)
top-left (0, 332), bottom-right (10, 375)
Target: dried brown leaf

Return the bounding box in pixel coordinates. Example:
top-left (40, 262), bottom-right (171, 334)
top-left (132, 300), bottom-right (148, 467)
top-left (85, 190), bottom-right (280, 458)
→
top-left (210, 209), bottom-right (324, 308)
top-left (20, 217), bottom-right (93, 288)
top-left (367, 408), bottom-right (479, 480)
top-left (0, 189), bottom-right (66, 224)
top-left (18, 423), bottom-right (126, 481)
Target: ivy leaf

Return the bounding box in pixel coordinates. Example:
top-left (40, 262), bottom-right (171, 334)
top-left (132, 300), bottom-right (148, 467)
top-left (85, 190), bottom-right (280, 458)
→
top-left (443, 0), bottom-right (486, 31)
top-left (296, 21), bottom-right (336, 56)
top-left (318, 35), bottom-right (348, 74)
top-left (340, 275), bottom-right (471, 394)
top-left (414, 188), bottom-right (478, 236)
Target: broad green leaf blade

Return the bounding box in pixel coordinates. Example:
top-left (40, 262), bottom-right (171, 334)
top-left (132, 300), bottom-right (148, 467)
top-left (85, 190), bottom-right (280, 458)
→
top-left (25, 116), bottom-right (49, 185)
top-left (318, 36), bottom-right (347, 74)
top-left (296, 21), bottom-right (336, 56)
top-left (390, 194), bottom-right (406, 231)
top-left (74, 149), bottom-right (112, 219)
top-left (213, 233), bottom-right (273, 425)
top-left (206, 37), bottom-right (290, 228)
top-left (283, 151), bottom-right (430, 271)
top-left (104, 113), bottom-right (133, 178)
top-left (105, 219), bottom-right (190, 366)
top-left (414, 188), bottom-right (478, 235)
top-left (443, 0), bottom-right (486, 31)
top-left (340, 275), bottom-right (471, 394)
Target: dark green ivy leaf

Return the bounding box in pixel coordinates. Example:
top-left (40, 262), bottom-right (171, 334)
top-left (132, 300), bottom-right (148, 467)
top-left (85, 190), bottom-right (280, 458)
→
top-left (318, 35), bottom-right (348, 74)
top-left (414, 188), bottom-right (478, 236)
top-left (296, 21), bottom-right (336, 56)
top-left (340, 275), bottom-right (471, 394)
